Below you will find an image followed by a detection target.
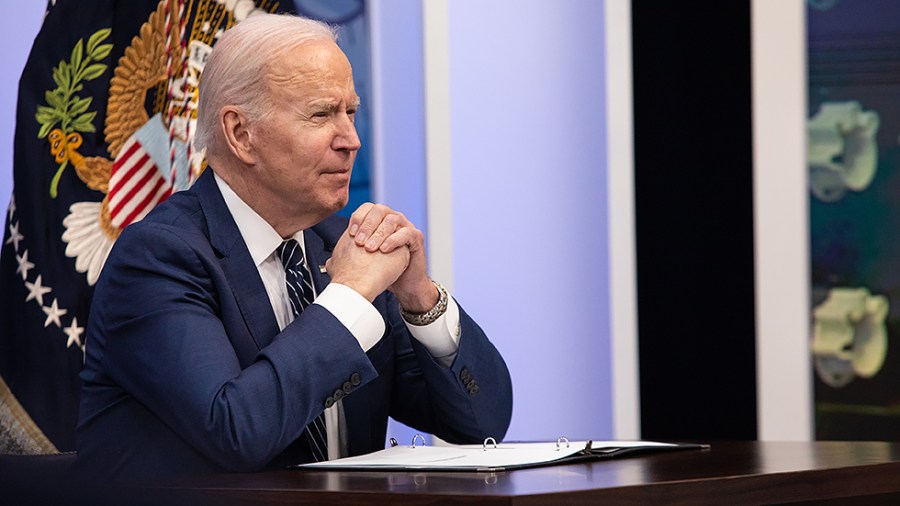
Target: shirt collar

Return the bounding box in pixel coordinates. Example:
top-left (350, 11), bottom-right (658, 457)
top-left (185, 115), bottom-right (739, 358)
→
top-left (214, 172), bottom-right (305, 266)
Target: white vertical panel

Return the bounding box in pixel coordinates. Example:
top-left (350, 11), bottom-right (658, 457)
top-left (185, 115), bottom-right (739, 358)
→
top-left (752, 0), bottom-right (812, 441)
top-left (422, 0), bottom-right (455, 292)
top-left (605, 0), bottom-right (640, 441)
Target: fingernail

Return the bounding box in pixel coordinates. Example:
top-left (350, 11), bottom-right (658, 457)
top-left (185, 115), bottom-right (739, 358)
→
top-left (366, 238), bottom-right (377, 249)
top-left (356, 232), bottom-right (366, 244)
top-left (349, 224), bottom-right (359, 236)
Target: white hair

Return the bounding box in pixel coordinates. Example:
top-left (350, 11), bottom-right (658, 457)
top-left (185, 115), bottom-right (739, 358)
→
top-left (193, 13), bottom-right (338, 156)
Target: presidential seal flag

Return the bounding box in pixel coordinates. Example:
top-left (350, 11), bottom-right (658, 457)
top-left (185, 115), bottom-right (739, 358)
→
top-left (0, 0), bottom-right (296, 454)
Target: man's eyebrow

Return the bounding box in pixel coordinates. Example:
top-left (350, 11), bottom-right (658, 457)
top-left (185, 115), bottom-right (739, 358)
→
top-left (306, 97), bottom-right (361, 111)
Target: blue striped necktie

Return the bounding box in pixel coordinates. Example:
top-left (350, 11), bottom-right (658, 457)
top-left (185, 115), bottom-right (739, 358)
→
top-left (277, 239), bottom-right (328, 462)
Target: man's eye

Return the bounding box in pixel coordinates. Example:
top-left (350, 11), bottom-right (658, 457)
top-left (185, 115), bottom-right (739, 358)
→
top-left (312, 111), bottom-right (329, 118)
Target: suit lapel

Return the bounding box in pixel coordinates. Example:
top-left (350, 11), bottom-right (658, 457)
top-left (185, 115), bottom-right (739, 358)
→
top-left (193, 170), bottom-right (280, 351)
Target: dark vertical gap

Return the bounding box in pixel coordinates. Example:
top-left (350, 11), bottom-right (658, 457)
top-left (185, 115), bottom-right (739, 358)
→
top-left (632, 0), bottom-right (757, 440)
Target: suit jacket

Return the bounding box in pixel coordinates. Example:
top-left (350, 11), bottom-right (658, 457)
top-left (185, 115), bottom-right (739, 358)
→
top-left (76, 170), bottom-right (512, 482)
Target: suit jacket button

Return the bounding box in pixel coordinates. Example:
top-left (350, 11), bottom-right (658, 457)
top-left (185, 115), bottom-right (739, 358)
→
top-left (466, 379), bottom-right (476, 389)
top-left (325, 396), bottom-right (335, 408)
top-left (469, 384), bottom-right (480, 395)
top-left (460, 368), bottom-right (471, 381)
top-left (342, 381), bottom-right (353, 393)
top-left (333, 388), bottom-right (345, 401)
top-left (350, 372), bottom-right (361, 386)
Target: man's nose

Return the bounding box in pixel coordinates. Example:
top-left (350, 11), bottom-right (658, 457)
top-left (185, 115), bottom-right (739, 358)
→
top-left (334, 117), bottom-right (361, 152)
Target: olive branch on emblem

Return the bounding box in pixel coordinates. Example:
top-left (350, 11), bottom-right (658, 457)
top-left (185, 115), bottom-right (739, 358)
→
top-left (35, 28), bottom-right (112, 198)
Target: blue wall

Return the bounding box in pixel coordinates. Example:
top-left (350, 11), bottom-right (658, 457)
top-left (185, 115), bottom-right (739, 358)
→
top-left (447, 0), bottom-right (612, 441)
top-left (0, 3), bottom-right (44, 215)
top-left (369, 0), bottom-right (427, 231)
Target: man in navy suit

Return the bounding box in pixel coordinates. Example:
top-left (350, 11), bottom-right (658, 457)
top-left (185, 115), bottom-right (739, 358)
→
top-left (76, 13), bottom-right (512, 482)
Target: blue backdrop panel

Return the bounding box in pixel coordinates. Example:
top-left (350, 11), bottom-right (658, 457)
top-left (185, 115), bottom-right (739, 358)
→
top-left (448, 0), bottom-right (613, 441)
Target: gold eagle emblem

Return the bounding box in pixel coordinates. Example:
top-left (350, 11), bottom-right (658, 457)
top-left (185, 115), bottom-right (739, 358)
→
top-left (55, 0), bottom-right (280, 284)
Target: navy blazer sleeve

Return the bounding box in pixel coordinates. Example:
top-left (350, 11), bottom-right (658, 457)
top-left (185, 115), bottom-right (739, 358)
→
top-left (382, 296), bottom-right (514, 444)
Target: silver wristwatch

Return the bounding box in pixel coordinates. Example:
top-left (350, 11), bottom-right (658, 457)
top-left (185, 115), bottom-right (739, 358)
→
top-left (400, 280), bottom-right (448, 326)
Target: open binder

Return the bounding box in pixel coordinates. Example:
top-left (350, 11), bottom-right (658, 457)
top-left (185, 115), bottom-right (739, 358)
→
top-left (293, 437), bottom-right (708, 472)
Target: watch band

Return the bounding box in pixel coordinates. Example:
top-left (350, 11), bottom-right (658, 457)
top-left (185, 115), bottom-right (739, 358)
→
top-left (400, 280), bottom-right (448, 326)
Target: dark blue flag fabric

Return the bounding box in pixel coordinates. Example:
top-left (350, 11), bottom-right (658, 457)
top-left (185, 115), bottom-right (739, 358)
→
top-left (0, 0), bottom-right (297, 453)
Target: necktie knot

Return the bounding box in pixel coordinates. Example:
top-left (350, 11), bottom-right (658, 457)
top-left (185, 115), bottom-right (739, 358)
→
top-left (277, 239), bottom-right (305, 272)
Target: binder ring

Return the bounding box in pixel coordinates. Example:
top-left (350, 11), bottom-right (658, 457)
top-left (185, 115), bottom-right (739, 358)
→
top-left (410, 433), bottom-right (426, 448)
top-left (483, 437), bottom-right (498, 451)
top-left (556, 436), bottom-right (570, 451)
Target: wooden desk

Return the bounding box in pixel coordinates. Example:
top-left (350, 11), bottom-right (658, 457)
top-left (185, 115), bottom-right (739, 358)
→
top-left (156, 441), bottom-right (900, 505)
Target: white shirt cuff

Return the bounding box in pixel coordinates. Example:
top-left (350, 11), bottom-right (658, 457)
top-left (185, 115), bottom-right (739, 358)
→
top-left (314, 283), bottom-right (384, 352)
top-left (405, 296), bottom-right (461, 367)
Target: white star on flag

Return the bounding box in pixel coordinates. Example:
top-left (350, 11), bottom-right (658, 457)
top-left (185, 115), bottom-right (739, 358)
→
top-left (25, 275), bottom-right (53, 305)
top-left (42, 298), bottom-right (67, 328)
top-left (64, 318), bottom-right (85, 349)
top-left (16, 250), bottom-right (35, 281)
top-left (6, 220), bottom-right (23, 250)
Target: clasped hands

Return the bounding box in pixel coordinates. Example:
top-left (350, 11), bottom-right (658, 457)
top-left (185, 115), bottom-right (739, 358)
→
top-left (325, 203), bottom-right (438, 313)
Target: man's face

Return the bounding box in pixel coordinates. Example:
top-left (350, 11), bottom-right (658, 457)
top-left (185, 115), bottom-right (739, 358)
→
top-left (247, 39), bottom-right (360, 225)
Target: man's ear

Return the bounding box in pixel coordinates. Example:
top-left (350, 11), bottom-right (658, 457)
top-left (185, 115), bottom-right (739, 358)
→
top-left (221, 106), bottom-right (255, 164)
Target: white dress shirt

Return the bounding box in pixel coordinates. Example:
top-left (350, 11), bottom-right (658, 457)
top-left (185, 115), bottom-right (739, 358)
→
top-left (214, 174), bottom-right (460, 459)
